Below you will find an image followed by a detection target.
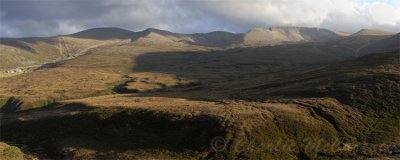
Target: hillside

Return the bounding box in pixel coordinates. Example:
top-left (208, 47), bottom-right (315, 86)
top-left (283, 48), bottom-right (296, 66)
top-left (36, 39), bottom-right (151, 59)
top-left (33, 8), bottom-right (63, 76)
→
top-left (0, 27), bottom-right (399, 159)
top-left (318, 31), bottom-right (396, 58)
top-left (1, 51), bottom-right (399, 159)
top-left (3, 95), bottom-right (386, 159)
top-left (68, 27), bottom-right (134, 40)
top-left (0, 37), bottom-right (60, 71)
top-left (242, 27), bottom-right (343, 46)
top-left (0, 27), bottom-right (396, 110)
top-left (359, 33), bottom-right (400, 54)
top-left (2, 27), bottom-right (394, 76)
top-left (0, 32), bottom-right (128, 73)
top-left (351, 29), bottom-right (396, 36)
top-left (130, 28), bottom-right (197, 47)
top-left (0, 26), bottom-right (357, 74)
top-left (130, 28), bottom-right (244, 48)
top-left (190, 31), bottom-right (243, 47)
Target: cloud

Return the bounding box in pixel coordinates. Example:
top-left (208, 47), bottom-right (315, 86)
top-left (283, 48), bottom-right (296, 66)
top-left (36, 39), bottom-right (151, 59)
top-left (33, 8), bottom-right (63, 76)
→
top-left (183, 0), bottom-right (400, 32)
top-left (366, 2), bottom-right (400, 25)
top-left (0, 0), bottom-right (399, 37)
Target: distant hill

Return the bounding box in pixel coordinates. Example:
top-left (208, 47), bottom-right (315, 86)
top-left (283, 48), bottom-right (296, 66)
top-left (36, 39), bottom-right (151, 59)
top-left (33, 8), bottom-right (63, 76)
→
top-left (320, 29), bottom-right (396, 57)
top-left (68, 27), bottom-right (347, 48)
top-left (351, 29), bottom-right (396, 36)
top-left (68, 27), bottom-right (134, 40)
top-left (359, 33), bottom-right (400, 54)
top-left (0, 27), bottom-right (397, 72)
top-left (0, 30), bottom-right (127, 71)
top-left (131, 28), bottom-right (243, 47)
top-left (190, 31), bottom-right (243, 47)
top-left (242, 27), bottom-right (343, 46)
top-left (130, 28), bottom-right (195, 47)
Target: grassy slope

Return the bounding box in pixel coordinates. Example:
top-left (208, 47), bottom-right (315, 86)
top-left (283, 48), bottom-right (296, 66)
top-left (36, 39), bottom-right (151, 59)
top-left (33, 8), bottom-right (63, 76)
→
top-left (0, 41), bottom-right (208, 110)
top-left (0, 32), bottom-right (399, 159)
top-left (0, 142), bottom-right (24, 160)
top-left (0, 36), bottom-right (127, 71)
top-left (238, 51), bottom-right (400, 145)
top-left (2, 96), bottom-right (376, 159)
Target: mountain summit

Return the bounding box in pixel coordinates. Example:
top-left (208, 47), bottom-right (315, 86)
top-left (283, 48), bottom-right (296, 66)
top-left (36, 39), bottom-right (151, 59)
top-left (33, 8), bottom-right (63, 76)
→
top-left (69, 27), bottom-right (134, 40)
top-left (243, 27), bottom-right (343, 46)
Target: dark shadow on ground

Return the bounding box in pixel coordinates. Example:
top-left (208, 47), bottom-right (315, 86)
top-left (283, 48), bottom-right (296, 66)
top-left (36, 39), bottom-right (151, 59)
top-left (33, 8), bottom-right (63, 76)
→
top-left (1, 97), bottom-right (23, 113)
top-left (1, 102), bottom-right (225, 159)
top-left (129, 43), bottom-right (352, 101)
top-left (128, 46), bottom-right (400, 105)
top-left (132, 44), bottom-right (342, 80)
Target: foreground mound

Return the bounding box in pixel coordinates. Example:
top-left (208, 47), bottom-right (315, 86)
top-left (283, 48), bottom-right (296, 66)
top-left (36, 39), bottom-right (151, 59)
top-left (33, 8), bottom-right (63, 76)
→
top-left (0, 142), bottom-right (24, 160)
top-left (2, 95), bottom-right (399, 159)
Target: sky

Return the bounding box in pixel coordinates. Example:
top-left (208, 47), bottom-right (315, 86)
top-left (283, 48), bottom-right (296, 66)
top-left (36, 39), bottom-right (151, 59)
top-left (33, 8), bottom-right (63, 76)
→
top-left (0, 0), bottom-right (400, 37)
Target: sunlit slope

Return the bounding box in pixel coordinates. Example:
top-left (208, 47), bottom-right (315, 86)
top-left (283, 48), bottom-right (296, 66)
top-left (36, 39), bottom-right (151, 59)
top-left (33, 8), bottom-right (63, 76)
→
top-left (242, 27), bottom-right (343, 46)
top-left (0, 35), bottom-right (128, 71)
top-left (0, 41), bottom-right (208, 110)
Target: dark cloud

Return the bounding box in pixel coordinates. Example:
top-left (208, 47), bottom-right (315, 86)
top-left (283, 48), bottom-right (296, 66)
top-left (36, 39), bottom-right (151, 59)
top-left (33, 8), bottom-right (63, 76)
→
top-left (1, 0), bottom-right (399, 37)
top-left (1, 0), bottom-right (111, 21)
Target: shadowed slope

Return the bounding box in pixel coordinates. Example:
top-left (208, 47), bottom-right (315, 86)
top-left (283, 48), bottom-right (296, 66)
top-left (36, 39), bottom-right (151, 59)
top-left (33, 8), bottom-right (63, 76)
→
top-left (360, 33), bottom-right (400, 54)
top-left (2, 94), bottom-right (386, 159)
top-left (68, 27), bottom-right (134, 40)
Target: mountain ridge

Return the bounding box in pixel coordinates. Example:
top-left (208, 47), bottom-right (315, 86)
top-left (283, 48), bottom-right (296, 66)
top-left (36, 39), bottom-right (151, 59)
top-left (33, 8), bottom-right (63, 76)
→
top-left (351, 29), bottom-right (396, 36)
top-left (242, 27), bottom-right (343, 46)
top-left (68, 27), bottom-right (134, 40)
top-left (1, 26), bottom-right (398, 72)
top-left (1, 25), bottom-right (399, 159)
